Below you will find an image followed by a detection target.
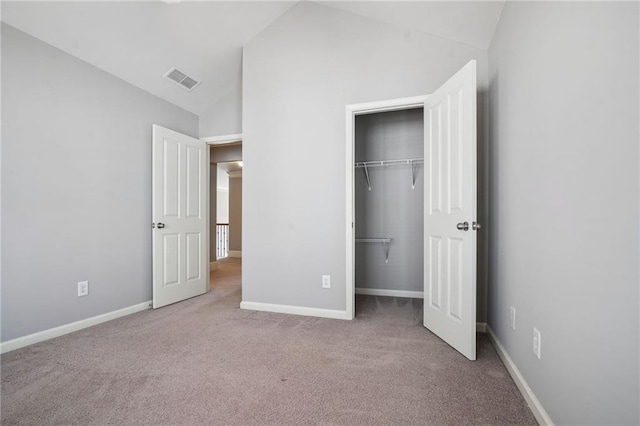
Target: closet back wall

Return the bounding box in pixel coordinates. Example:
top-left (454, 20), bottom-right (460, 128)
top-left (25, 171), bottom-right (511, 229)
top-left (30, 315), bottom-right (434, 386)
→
top-left (355, 109), bottom-right (424, 295)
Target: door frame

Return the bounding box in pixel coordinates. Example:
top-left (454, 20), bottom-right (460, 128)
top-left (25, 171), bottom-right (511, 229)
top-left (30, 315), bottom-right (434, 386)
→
top-left (201, 133), bottom-right (243, 282)
top-left (345, 96), bottom-right (428, 320)
top-left (201, 133), bottom-right (243, 145)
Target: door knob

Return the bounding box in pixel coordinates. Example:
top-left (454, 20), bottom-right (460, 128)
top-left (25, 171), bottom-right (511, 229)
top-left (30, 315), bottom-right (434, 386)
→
top-left (157, 223), bottom-right (165, 229)
top-left (472, 222), bottom-right (481, 231)
top-left (456, 221), bottom-right (469, 231)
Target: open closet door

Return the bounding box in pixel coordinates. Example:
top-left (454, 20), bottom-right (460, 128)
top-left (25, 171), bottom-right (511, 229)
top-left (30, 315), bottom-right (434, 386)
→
top-left (423, 60), bottom-right (478, 360)
top-left (152, 125), bottom-right (208, 308)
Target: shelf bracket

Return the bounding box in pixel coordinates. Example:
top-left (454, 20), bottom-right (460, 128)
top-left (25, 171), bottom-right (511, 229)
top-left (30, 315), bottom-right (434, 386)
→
top-left (355, 238), bottom-right (392, 263)
top-left (411, 162), bottom-right (419, 189)
top-left (362, 163), bottom-right (372, 190)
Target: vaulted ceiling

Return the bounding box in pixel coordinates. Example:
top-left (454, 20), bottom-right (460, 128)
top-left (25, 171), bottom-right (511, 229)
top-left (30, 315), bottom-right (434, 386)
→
top-left (1, 1), bottom-right (504, 116)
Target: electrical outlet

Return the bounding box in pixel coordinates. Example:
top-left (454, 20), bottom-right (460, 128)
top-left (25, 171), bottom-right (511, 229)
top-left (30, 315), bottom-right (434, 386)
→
top-left (78, 281), bottom-right (89, 297)
top-left (533, 327), bottom-right (541, 359)
top-left (322, 275), bottom-right (331, 289)
top-left (510, 307), bottom-right (516, 330)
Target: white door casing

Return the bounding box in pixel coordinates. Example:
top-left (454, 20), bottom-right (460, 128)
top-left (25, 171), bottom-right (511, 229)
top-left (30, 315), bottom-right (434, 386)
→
top-left (423, 60), bottom-right (477, 360)
top-left (152, 125), bottom-right (208, 309)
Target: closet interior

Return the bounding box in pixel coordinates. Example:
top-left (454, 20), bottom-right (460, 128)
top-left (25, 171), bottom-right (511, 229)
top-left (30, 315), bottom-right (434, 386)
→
top-left (354, 107), bottom-right (425, 314)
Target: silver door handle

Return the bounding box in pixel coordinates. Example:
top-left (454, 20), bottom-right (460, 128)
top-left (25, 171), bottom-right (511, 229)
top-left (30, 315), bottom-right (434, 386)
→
top-left (472, 222), bottom-right (481, 231)
top-left (456, 222), bottom-right (469, 231)
top-left (157, 223), bottom-right (165, 229)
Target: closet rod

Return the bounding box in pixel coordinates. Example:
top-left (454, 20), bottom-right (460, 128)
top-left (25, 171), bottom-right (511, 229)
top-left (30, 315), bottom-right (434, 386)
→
top-left (354, 158), bottom-right (424, 168)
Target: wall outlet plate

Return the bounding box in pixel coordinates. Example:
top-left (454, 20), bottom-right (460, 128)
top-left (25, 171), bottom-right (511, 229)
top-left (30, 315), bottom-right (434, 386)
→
top-left (533, 327), bottom-right (541, 359)
top-left (78, 281), bottom-right (89, 297)
top-left (322, 275), bottom-right (331, 289)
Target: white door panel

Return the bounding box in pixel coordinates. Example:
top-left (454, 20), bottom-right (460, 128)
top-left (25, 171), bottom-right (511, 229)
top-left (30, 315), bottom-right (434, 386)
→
top-left (153, 125), bottom-right (208, 308)
top-left (424, 61), bottom-right (477, 360)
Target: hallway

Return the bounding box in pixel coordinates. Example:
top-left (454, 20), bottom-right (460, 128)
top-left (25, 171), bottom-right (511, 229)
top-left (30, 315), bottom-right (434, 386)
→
top-left (210, 257), bottom-right (242, 291)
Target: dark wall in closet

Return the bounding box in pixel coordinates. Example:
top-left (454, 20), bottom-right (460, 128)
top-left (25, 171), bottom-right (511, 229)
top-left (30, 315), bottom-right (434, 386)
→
top-left (355, 108), bottom-right (424, 294)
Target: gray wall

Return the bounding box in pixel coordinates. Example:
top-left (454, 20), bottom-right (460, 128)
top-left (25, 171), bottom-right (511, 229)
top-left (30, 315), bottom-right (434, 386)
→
top-left (487, 3), bottom-right (639, 424)
top-left (210, 144), bottom-right (242, 163)
top-left (229, 177), bottom-right (242, 252)
top-left (243, 2), bottom-right (489, 313)
top-left (199, 83), bottom-right (242, 138)
top-left (355, 109), bottom-right (424, 293)
top-left (1, 24), bottom-right (199, 342)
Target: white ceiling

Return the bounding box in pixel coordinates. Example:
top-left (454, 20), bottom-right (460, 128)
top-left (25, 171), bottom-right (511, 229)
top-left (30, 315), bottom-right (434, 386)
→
top-left (1, 1), bottom-right (504, 117)
top-left (1, 1), bottom-right (297, 115)
top-left (325, 1), bottom-right (505, 50)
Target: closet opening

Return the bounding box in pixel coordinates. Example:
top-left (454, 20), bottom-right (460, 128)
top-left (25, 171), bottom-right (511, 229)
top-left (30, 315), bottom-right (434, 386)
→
top-left (352, 106), bottom-right (424, 319)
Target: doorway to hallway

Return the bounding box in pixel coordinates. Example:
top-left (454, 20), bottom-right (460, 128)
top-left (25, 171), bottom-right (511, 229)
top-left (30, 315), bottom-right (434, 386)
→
top-left (208, 140), bottom-right (242, 274)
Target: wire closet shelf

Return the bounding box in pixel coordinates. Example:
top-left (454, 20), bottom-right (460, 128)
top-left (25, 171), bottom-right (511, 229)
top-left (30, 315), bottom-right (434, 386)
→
top-left (354, 157), bottom-right (424, 190)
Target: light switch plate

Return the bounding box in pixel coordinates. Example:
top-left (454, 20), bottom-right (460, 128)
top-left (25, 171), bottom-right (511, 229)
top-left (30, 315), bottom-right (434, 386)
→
top-left (510, 307), bottom-right (516, 330)
top-left (78, 281), bottom-right (89, 297)
top-left (533, 327), bottom-right (541, 359)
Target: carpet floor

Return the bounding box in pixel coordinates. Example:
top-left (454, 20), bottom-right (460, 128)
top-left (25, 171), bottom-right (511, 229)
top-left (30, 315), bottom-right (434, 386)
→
top-left (1, 258), bottom-right (536, 425)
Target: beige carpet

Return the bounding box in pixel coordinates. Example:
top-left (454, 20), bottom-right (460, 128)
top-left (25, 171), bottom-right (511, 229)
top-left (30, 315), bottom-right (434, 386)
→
top-left (1, 258), bottom-right (536, 425)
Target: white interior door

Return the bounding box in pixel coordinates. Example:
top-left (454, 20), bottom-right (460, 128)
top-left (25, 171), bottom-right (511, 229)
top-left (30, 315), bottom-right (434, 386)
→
top-left (423, 60), bottom-right (478, 360)
top-left (152, 125), bottom-right (208, 308)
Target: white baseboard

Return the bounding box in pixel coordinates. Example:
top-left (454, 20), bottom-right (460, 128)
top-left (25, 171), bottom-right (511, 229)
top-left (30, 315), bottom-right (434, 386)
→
top-left (0, 301), bottom-right (152, 354)
top-left (476, 322), bottom-right (487, 333)
top-left (487, 326), bottom-right (553, 426)
top-left (240, 301), bottom-right (351, 320)
top-left (355, 288), bottom-right (424, 299)
top-left (210, 261), bottom-right (219, 271)
top-left (229, 250), bottom-right (242, 258)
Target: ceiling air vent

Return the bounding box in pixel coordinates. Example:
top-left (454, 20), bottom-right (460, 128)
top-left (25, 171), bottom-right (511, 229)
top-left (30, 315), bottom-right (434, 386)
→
top-left (163, 67), bottom-right (201, 92)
